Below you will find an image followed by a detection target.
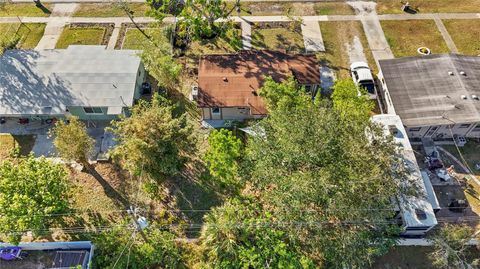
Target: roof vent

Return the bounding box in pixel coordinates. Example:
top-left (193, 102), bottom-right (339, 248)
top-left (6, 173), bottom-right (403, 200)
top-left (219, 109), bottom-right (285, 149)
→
top-left (459, 71), bottom-right (466, 76)
top-left (222, 77), bottom-right (228, 82)
top-left (461, 95), bottom-right (468, 100)
top-left (252, 91), bottom-right (258, 96)
top-left (472, 95), bottom-right (479, 100)
top-left (448, 71), bottom-right (454, 76)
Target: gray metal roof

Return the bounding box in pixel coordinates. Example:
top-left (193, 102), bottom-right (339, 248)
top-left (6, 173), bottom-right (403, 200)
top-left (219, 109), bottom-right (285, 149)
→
top-left (0, 45), bottom-right (141, 116)
top-left (379, 54), bottom-right (480, 127)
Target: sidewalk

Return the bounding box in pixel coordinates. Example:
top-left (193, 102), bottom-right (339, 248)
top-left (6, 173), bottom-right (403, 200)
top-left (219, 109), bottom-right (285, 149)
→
top-left (35, 3), bottom-right (78, 50)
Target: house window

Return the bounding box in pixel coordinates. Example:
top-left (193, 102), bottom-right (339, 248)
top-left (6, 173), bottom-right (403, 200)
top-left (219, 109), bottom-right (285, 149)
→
top-left (409, 127), bottom-right (421, 132)
top-left (83, 107), bottom-right (103, 114)
top-left (459, 124), bottom-right (471, 129)
top-left (212, 107), bottom-right (220, 114)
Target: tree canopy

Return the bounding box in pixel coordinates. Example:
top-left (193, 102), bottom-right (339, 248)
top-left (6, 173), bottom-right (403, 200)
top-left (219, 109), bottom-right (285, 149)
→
top-left (147, 0), bottom-right (239, 44)
top-left (0, 156), bottom-right (70, 244)
top-left (242, 78), bottom-right (404, 268)
top-left (109, 93), bottom-right (196, 182)
top-left (430, 224), bottom-right (480, 269)
top-left (93, 225), bottom-right (186, 269)
top-left (203, 129), bottom-right (242, 187)
top-left (50, 116), bottom-right (95, 165)
top-left (200, 198), bottom-right (315, 268)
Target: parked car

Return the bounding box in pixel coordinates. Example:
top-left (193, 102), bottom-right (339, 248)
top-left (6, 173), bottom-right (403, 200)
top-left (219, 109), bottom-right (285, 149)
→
top-left (350, 61), bottom-right (377, 99)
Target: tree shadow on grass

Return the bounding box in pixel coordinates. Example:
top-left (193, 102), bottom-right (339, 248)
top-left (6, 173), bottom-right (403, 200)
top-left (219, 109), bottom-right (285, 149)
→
top-left (85, 165), bottom-right (131, 209)
top-left (169, 159), bottom-right (225, 237)
top-left (34, 1), bottom-right (51, 15)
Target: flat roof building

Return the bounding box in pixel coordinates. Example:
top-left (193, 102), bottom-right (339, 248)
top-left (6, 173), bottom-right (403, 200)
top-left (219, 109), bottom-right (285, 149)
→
top-left (378, 54), bottom-right (480, 139)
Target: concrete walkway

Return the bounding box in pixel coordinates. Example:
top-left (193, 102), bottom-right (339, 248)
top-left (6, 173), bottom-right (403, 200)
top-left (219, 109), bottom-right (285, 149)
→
top-left (35, 3), bottom-right (78, 50)
top-left (107, 22), bottom-right (121, 49)
top-left (240, 20), bottom-right (252, 50)
top-left (433, 16), bottom-right (459, 53)
top-left (301, 20), bottom-right (325, 52)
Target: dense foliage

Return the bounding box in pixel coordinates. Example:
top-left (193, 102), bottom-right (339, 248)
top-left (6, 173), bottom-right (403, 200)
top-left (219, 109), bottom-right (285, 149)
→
top-left (203, 129), bottom-right (242, 187)
top-left (0, 156), bottom-right (70, 244)
top-left (109, 93), bottom-right (195, 182)
top-left (200, 199), bottom-right (315, 268)
top-left (93, 225), bottom-right (186, 269)
top-left (430, 224), bottom-right (480, 269)
top-left (244, 78), bottom-right (404, 268)
top-left (147, 0), bottom-right (239, 44)
top-left (50, 116), bottom-right (95, 164)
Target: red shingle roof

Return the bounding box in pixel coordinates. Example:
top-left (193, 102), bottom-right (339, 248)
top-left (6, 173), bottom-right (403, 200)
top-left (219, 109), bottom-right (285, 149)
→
top-left (197, 50), bottom-right (320, 115)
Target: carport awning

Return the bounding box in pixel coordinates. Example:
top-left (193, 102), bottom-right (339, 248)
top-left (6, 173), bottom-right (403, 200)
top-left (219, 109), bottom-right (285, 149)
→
top-left (107, 106), bottom-right (123, 115)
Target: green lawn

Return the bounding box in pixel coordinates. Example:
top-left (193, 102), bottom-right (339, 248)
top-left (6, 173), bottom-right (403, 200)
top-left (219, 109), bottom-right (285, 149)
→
top-left (443, 19), bottom-right (480, 56)
top-left (381, 20), bottom-right (450, 57)
top-left (251, 27), bottom-right (304, 53)
top-left (73, 3), bottom-right (149, 17)
top-left (55, 27), bottom-right (106, 49)
top-left (0, 134), bottom-right (36, 159)
top-left (227, 1), bottom-right (354, 16)
top-left (376, 0), bottom-right (480, 14)
top-left (0, 3), bottom-right (52, 17)
top-left (0, 23), bottom-right (46, 49)
top-left (319, 21), bottom-right (376, 79)
top-left (122, 27), bottom-right (167, 50)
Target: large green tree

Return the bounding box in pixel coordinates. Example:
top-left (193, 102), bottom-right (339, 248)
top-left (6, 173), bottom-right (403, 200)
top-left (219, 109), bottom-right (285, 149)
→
top-left (109, 93), bottom-right (195, 182)
top-left (203, 129), bottom-right (242, 187)
top-left (147, 0), bottom-right (239, 44)
top-left (243, 78), bottom-right (405, 268)
top-left (200, 198), bottom-right (315, 268)
top-left (50, 116), bottom-right (95, 165)
top-left (0, 156), bottom-right (70, 244)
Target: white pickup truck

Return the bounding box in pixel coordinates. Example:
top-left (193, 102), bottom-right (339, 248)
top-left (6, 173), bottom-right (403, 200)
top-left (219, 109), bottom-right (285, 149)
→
top-left (350, 61), bottom-right (377, 99)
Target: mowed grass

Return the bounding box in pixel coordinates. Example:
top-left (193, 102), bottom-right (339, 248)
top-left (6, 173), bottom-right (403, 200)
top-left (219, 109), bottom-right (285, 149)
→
top-left (0, 23), bottom-right (46, 49)
top-left (0, 3), bottom-right (52, 17)
top-left (381, 20), bottom-right (449, 57)
top-left (376, 0), bottom-right (480, 14)
top-left (319, 21), bottom-right (376, 79)
top-left (443, 19), bottom-right (480, 56)
top-left (72, 3), bottom-right (149, 17)
top-left (228, 1), bottom-right (354, 16)
top-left (122, 27), bottom-right (167, 50)
top-left (0, 134), bottom-right (36, 159)
top-left (55, 27), bottom-right (106, 49)
top-left (251, 27), bottom-right (304, 53)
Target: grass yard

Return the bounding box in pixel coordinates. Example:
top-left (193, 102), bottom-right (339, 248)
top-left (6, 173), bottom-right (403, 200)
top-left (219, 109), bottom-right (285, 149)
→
top-left (187, 29), bottom-right (241, 55)
top-left (72, 3), bottom-right (149, 17)
top-left (319, 21), bottom-right (376, 79)
top-left (229, 1), bottom-right (354, 16)
top-left (122, 27), bottom-right (167, 50)
top-left (0, 23), bottom-right (45, 49)
top-left (0, 134), bottom-right (36, 159)
top-left (443, 20), bottom-right (480, 56)
top-left (0, 3), bottom-right (52, 17)
top-left (381, 20), bottom-right (449, 57)
top-left (376, 0), bottom-right (480, 14)
top-left (55, 27), bottom-right (106, 49)
top-left (442, 141), bottom-right (480, 176)
top-left (251, 27), bottom-right (304, 53)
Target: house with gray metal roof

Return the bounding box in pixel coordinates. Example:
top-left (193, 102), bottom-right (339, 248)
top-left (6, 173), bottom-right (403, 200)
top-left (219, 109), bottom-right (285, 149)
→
top-left (0, 45), bottom-right (145, 120)
top-left (378, 54), bottom-right (480, 140)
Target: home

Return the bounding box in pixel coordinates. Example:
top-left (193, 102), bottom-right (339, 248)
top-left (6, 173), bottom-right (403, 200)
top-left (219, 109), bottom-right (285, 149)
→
top-left (194, 50), bottom-right (321, 125)
top-left (0, 45), bottom-right (145, 122)
top-left (378, 54), bottom-right (480, 140)
top-left (371, 114), bottom-right (439, 236)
